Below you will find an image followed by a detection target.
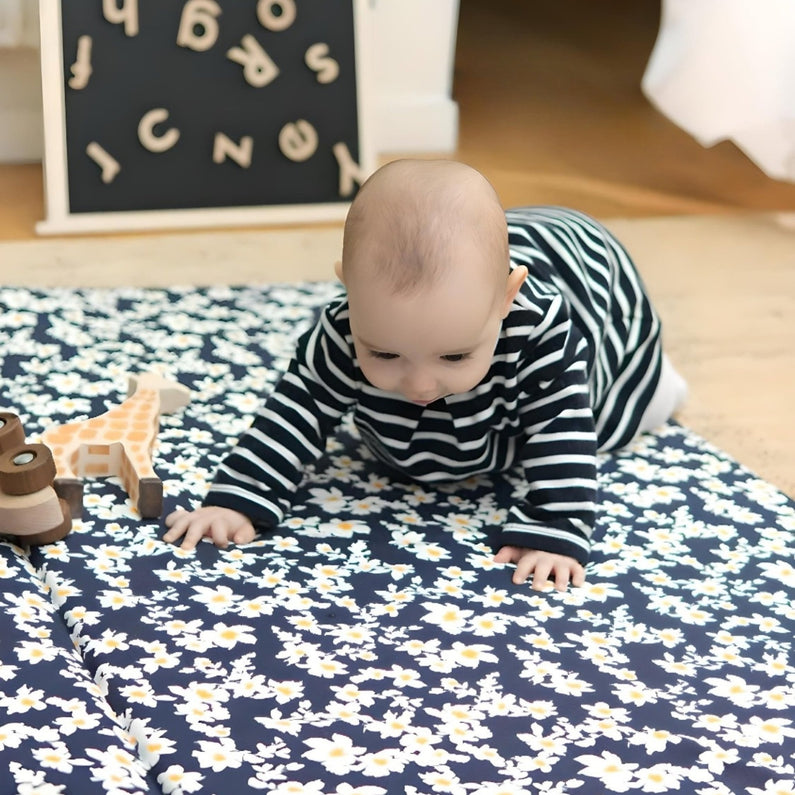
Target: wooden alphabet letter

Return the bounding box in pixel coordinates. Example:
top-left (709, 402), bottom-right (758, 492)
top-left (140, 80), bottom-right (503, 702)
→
top-left (333, 142), bottom-right (366, 197)
top-left (213, 133), bottom-right (254, 168)
top-left (138, 109), bottom-right (181, 153)
top-left (86, 142), bottom-right (121, 184)
top-left (257, 0), bottom-right (296, 32)
top-left (279, 120), bottom-right (318, 162)
top-left (305, 43), bottom-right (339, 84)
top-left (177, 0), bottom-right (222, 53)
top-left (227, 35), bottom-right (280, 88)
top-left (69, 35), bottom-right (93, 90)
top-left (102, 0), bottom-right (139, 37)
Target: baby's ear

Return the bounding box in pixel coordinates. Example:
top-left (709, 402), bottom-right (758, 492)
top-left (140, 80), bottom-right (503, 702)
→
top-left (502, 265), bottom-right (527, 317)
top-left (334, 260), bottom-right (344, 284)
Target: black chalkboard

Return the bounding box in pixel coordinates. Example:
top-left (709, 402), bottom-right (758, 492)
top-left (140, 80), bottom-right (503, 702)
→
top-left (39, 0), bottom-right (373, 232)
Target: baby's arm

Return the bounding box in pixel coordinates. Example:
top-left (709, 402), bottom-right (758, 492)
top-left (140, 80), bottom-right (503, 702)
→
top-left (163, 506), bottom-right (256, 550)
top-left (494, 546), bottom-right (585, 591)
top-left (163, 303), bottom-right (358, 551)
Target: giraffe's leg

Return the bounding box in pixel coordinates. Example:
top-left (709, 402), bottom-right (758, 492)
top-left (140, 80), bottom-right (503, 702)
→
top-left (41, 426), bottom-right (85, 519)
top-left (53, 477), bottom-right (84, 520)
top-left (137, 477), bottom-right (163, 519)
top-left (118, 444), bottom-right (163, 519)
top-left (53, 451), bottom-right (84, 520)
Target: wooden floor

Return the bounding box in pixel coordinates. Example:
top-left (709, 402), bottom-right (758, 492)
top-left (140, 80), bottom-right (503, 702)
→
top-left (0, 0), bottom-right (793, 498)
top-left (453, 0), bottom-right (795, 216)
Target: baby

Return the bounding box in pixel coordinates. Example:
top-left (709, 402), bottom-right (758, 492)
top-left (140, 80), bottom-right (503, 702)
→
top-left (164, 159), bottom-right (686, 590)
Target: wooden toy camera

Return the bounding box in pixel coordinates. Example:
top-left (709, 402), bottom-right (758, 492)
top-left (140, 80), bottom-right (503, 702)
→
top-left (0, 413), bottom-right (72, 546)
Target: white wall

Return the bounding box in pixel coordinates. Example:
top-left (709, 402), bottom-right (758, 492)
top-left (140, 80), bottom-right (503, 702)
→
top-left (370, 0), bottom-right (459, 153)
top-left (0, 0), bottom-right (459, 164)
top-left (0, 0), bottom-right (41, 162)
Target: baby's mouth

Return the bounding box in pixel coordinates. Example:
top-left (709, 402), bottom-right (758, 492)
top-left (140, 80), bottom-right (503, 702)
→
top-left (410, 395), bottom-right (447, 406)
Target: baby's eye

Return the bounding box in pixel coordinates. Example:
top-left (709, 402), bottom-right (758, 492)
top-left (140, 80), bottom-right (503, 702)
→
top-left (370, 351), bottom-right (399, 360)
top-left (441, 353), bottom-right (471, 363)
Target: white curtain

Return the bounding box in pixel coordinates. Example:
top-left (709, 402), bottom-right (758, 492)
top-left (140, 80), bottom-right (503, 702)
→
top-left (642, 0), bottom-right (795, 183)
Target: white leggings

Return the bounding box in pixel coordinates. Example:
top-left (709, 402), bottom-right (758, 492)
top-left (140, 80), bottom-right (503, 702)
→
top-left (636, 353), bottom-right (688, 435)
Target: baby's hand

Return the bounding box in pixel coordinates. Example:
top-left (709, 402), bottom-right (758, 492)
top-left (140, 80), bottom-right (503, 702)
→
top-left (494, 546), bottom-right (585, 591)
top-left (163, 506), bottom-right (256, 551)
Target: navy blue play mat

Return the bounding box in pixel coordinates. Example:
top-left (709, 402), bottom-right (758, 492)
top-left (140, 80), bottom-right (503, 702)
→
top-left (1, 283), bottom-right (793, 794)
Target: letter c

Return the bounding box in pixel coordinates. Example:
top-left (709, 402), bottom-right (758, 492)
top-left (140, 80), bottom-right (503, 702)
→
top-left (138, 108), bottom-right (180, 153)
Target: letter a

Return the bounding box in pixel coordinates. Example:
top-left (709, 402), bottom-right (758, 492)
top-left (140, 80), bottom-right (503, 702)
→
top-left (177, 0), bottom-right (221, 52)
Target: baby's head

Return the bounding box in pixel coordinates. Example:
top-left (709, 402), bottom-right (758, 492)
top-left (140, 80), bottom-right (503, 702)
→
top-left (340, 159), bottom-right (508, 295)
top-left (337, 160), bottom-right (526, 405)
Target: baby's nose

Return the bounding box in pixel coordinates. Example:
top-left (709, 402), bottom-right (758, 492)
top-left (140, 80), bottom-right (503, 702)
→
top-left (402, 368), bottom-right (437, 399)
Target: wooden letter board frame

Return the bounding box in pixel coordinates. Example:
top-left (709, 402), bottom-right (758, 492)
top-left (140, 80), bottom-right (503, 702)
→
top-left (37, 0), bottom-right (375, 235)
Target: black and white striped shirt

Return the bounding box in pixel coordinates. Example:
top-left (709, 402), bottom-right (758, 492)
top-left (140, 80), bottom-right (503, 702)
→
top-left (204, 207), bottom-right (662, 563)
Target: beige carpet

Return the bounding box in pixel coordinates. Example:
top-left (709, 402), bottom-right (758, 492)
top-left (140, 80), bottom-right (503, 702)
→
top-left (2, 212), bottom-right (793, 499)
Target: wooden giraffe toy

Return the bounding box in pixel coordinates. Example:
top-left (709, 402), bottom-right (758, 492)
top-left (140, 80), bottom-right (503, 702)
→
top-left (41, 373), bottom-right (191, 520)
top-left (0, 412), bottom-right (72, 546)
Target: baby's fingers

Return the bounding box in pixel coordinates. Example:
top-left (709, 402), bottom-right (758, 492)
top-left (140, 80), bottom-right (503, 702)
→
top-left (570, 563), bottom-right (586, 589)
top-left (511, 552), bottom-right (541, 586)
top-left (550, 564), bottom-right (573, 592)
top-left (530, 559), bottom-right (555, 591)
top-left (163, 511), bottom-right (211, 550)
top-left (493, 546), bottom-right (517, 564)
top-left (162, 510), bottom-right (191, 543)
top-left (209, 519), bottom-right (236, 549)
top-left (546, 560), bottom-right (584, 591)
top-left (233, 524), bottom-right (256, 545)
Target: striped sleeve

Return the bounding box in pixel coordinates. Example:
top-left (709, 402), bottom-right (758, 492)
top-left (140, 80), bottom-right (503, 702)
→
top-left (203, 303), bottom-right (357, 527)
top-left (499, 297), bottom-right (598, 564)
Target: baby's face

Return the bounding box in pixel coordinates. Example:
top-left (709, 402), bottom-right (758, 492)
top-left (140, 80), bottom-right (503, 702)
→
top-left (347, 261), bottom-right (507, 406)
